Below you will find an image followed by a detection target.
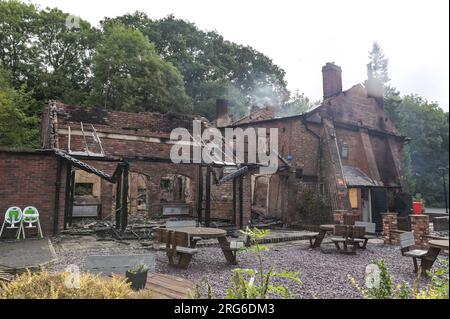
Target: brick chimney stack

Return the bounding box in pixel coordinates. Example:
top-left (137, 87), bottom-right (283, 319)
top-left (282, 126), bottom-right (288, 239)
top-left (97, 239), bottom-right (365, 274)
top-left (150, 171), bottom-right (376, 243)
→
top-left (216, 98), bottom-right (231, 127)
top-left (322, 62), bottom-right (342, 99)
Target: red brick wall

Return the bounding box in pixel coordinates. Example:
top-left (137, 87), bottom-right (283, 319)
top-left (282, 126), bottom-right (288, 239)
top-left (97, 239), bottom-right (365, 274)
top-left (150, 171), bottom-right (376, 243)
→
top-left (0, 151), bottom-right (66, 236)
top-left (230, 117), bottom-right (325, 224)
top-left (321, 84), bottom-right (398, 135)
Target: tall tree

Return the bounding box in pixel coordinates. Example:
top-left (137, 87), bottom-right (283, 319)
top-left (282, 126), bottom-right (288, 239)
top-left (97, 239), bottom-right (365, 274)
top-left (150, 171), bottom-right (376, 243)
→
top-left (366, 42), bottom-right (416, 194)
top-left (30, 7), bottom-right (99, 104)
top-left (0, 0), bottom-right (38, 88)
top-left (89, 24), bottom-right (191, 113)
top-left (367, 41), bottom-right (390, 84)
top-left (0, 1), bottom-right (97, 104)
top-left (393, 95), bottom-right (449, 206)
top-left (102, 13), bottom-right (289, 119)
top-left (0, 67), bottom-right (39, 147)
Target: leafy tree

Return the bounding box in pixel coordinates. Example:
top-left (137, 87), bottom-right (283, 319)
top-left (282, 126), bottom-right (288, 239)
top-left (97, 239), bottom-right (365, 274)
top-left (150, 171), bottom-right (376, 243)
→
top-left (30, 7), bottom-right (99, 104)
top-left (0, 0), bottom-right (38, 88)
top-left (367, 41), bottom-right (390, 84)
top-left (88, 24), bottom-right (191, 113)
top-left (0, 1), bottom-right (97, 105)
top-left (102, 13), bottom-right (289, 117)
top-left (392, 95), bottom-right (449, 205)
top-left (0, 67), bottom-right (39, 147)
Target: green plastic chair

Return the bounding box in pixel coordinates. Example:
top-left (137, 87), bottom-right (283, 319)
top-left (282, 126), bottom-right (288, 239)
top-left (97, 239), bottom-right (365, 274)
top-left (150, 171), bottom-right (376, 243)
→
top-left (21, 206), bottom-right (43, 239)
top-left (0, 207), bottom-right (25, 239)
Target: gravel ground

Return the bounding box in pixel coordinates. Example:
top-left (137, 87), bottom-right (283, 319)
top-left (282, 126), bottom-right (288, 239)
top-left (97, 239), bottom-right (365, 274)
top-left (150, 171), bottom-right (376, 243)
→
top-left (49, 238), bottom-right (446, 299)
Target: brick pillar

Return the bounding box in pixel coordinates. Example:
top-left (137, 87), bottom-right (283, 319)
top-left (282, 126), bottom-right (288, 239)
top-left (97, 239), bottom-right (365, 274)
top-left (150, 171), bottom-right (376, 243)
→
top-left (381, 212), bottom-right (398, 244)
top-left (410, 214), bottom-right (430, 249)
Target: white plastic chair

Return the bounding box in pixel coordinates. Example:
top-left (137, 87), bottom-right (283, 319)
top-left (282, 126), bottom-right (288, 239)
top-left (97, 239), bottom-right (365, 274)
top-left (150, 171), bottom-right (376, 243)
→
top-left (0, 207), bottom-right (24, 240)
top-left (20, 206), bottom-right (43, 239)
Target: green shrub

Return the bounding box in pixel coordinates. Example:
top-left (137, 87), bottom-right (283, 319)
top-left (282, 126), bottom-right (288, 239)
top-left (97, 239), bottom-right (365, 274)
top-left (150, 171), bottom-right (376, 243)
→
top-left (349, 258), bottom-right (449, 299)
top-left (416, 259), bottom-right (449, 299)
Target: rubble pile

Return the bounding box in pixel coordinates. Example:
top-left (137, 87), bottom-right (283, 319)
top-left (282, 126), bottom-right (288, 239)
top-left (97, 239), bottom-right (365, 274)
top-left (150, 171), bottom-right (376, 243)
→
top-left (250, 210), bottom-right (285, 229)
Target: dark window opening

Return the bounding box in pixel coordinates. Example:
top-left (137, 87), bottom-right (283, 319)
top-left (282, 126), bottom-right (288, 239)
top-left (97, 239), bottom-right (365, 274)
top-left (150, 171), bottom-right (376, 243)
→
top-left (74, 183), bottom-right (94, 196)
top-left (160, 179), bottom-right (170, 189)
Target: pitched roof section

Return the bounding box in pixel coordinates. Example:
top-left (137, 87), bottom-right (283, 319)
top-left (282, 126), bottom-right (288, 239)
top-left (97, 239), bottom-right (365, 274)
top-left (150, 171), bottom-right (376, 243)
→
top-left (232, 106), bottom-right (275, 125)
top-left (342, 165), bottom-right (377, 187)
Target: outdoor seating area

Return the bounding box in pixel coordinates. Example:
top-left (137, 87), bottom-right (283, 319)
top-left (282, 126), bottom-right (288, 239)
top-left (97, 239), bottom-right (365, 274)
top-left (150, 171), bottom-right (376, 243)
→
top-left (1, 214), bottom-right (448, 299)
top-left (155, 226), bottom-right (238, 268)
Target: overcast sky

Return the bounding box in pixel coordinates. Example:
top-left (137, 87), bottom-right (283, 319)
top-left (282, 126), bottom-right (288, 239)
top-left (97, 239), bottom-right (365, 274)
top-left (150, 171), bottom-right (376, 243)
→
top-left (29, 0), bottom-right (449, 111)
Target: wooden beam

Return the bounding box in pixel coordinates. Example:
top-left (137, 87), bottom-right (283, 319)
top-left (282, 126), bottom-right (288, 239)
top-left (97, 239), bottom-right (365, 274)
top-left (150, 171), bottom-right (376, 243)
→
top-left (239, 175), bottom-right (244, 229)
top-left (205, 165), bottom-right (211, 227)
top-left (115, 172), bottom-right (122, 229)
top-left (197, 166), bottom-right (203, 224)
top-left (232, 178), bottom-right (237, 225)
top-left (121, 163), bottom-right (129, 231)
top-left (68, 169), bottom-right (75, 227)
top-left (63, 162), bottom-right (72, 229)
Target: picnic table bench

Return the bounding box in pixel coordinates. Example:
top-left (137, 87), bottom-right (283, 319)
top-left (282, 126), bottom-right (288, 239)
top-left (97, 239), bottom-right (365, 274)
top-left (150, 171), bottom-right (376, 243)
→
top-left (311, 224), bottom-right (335, 248)
top-left (155, 228), bottom-right (198, 269)
top-left (156, 227), bottom-right (238, 269)
top-left (400, 233), bottom-right (449, 274)
top-left (354, 221), bottom-right (377, 249)
top-left (421, 239), bottom-right (449, 274)
top-left (330, 225), bottom-right (365, 254)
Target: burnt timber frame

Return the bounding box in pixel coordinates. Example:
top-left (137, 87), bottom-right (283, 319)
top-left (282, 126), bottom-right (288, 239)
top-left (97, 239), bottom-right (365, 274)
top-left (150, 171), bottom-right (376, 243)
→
top-left (56, 150), bottom-right (129, 231)
top-left (56, 149), bottom-right (258, 233)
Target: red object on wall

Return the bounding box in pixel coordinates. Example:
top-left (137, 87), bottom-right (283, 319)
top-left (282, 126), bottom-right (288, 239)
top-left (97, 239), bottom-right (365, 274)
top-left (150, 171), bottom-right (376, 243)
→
top-left (412, 201), bottom-right (423, 215)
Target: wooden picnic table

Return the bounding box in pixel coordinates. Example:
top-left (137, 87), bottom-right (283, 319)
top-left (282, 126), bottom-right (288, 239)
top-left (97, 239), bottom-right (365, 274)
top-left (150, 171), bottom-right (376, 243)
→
top-left (176, 227), bottom-right (237, 265)
top-left (312, 224), bottom-right (335, 248)
top-left (420, 239), bottom-right (449, 273)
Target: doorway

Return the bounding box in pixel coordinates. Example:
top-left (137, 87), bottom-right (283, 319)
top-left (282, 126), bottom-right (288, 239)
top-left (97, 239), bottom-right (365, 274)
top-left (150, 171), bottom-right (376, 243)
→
top-left (361, 188), bottom-right (371, 222)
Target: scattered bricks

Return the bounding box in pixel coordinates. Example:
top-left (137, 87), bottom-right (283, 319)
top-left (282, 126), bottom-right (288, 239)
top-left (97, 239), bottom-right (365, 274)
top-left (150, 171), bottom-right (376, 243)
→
top-left (410, 214), bottom-right (430, 249)
top-left (433, 216), bottom-right (449, 231)
top-left (381, 212), bottom-right (398, 245)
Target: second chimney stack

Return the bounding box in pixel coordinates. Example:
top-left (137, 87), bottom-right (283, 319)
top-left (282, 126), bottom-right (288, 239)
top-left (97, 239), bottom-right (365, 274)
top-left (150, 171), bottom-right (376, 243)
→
top-left (216, 98), bottom-right (231, 127)
top-left (322, 62), bottom-right (342, 99)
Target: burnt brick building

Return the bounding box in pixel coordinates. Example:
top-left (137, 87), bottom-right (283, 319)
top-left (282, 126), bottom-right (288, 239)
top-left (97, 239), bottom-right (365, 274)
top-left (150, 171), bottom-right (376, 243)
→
top-left (220, 62), bottom-right (409, 230)
top-left (0, 63), bottom-right (409, 235)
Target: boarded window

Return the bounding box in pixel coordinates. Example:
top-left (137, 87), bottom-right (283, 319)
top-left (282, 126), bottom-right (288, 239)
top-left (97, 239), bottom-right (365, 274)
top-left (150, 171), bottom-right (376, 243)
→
top-left (349, 188), bottom-right (358, 209)
top-left (75, 183), bottom-right (94, 196)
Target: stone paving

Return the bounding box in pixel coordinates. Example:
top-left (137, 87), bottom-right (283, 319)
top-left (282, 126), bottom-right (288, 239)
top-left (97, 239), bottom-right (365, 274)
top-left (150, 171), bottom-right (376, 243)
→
top-left (0, 238), bottom-right (57, 269)
top-left (2, 231), bottom-right (445, 298)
